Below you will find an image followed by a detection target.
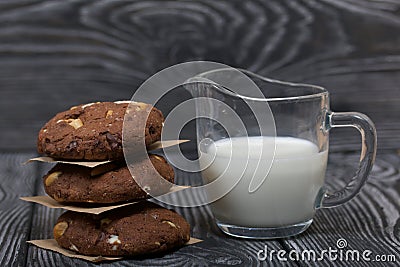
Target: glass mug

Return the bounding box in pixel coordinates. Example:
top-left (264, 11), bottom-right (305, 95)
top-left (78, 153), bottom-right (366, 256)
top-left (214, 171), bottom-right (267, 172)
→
top-left (190, 69), bottom-right (377, 239)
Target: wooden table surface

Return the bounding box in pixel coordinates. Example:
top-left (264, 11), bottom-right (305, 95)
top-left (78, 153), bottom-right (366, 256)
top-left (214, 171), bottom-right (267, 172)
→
top-left (0, 0), bottom-right (399, 266)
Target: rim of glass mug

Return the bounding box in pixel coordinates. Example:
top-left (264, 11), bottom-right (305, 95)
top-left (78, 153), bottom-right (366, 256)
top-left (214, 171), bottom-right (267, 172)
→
top-left (194, 68), bottom-right (328, 102)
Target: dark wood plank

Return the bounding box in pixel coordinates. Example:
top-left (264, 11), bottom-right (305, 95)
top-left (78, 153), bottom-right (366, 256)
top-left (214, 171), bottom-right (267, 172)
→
top-left (26, 163), bottom-right (294, 266)
top-left (0, 0), bottom-right (398, 264)
top-left (3, 153), bottom-right (398, 266)
top-left (0, 0), bottom-right (399, 151)
top-left (0, 153), bottom-right (36, 267)
top-left (281, 152), bottom-right (400, 266)
top-left (329, 122), bottom-right (400, 152)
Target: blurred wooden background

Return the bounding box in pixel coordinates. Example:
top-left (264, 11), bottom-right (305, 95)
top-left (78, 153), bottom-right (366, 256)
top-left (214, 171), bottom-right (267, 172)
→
top-left (0, 1), bottom-right (399, 267)
top-left (0, 0), bottom-right (399, 152)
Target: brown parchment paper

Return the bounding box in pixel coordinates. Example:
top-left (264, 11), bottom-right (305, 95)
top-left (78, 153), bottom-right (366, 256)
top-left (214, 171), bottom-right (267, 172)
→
top-left (28, 237), bottom-right (203, 263)
top-left (20, 185), bottom-right (190, 214)
top-left (26, 157), bottom-right (111, 168)
top-left (28, 239), bottom-right (121, 262)
top-left (26, 140), bottom-right (190, 167)
top-left (20, 196), bottom-right (139, 214)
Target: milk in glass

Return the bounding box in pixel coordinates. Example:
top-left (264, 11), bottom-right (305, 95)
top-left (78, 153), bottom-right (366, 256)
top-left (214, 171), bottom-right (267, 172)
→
top-left (199, 136), bottom-right (328, 227)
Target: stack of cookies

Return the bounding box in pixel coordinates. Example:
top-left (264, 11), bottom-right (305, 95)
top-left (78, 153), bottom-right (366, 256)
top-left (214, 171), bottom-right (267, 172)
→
top-left (36, 101), bottom-right (190, 257)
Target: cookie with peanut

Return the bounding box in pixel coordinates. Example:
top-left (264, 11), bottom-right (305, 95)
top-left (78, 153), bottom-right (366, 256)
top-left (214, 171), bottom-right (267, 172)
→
top-left (53, 202), bottom-right (190, 256)
top-left (43, 155), bottom-right (174, 204)
top-left (37, 101), bottom-right (164, 160)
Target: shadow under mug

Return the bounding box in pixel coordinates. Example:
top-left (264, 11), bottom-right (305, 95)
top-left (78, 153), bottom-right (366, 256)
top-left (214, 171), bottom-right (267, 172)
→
top-left (192, 69), bottom-right (377, 239)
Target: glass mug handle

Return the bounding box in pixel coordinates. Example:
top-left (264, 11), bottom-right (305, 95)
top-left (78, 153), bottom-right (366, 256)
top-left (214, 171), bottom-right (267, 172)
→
top-left (318, 111), bottom-right (377, 208)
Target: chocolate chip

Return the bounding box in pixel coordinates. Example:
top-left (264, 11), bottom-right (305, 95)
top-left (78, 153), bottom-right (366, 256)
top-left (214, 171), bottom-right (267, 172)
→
top-left (149, 126), bottom-right (156, 135)
top-left (106, 133), bottom-right (120, 149)
top-left (93, 139), bottom-right (100, 148)
top-left (95, 232), bottom-right (106, 245)
top-left (66, 141), bottom-right (77, 151)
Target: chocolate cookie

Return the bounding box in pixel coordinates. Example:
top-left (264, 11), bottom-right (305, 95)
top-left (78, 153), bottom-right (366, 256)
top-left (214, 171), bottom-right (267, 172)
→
top-left (37, 101), bottom-right (164, 160)
top-left (44, 154), bottom-right (174, 204)
top-left (53, 202), bottom-right (191, 256)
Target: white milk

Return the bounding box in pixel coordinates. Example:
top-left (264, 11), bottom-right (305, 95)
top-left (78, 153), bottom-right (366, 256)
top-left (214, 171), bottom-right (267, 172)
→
top-left (199, 136), bottom-right (328, 227)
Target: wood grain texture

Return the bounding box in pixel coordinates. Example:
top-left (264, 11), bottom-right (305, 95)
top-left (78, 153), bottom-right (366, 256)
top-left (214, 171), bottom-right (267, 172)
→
top-left (0, 0), bottom-right (398, 151)
top-left (281, 152), bottom-right (400, 266)
top-left (0, 154), bottom-right (36, 267)
top-left (7, 152), bottom-right (400, 266)
top-left (1, 0), bottom-right (399, 265)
